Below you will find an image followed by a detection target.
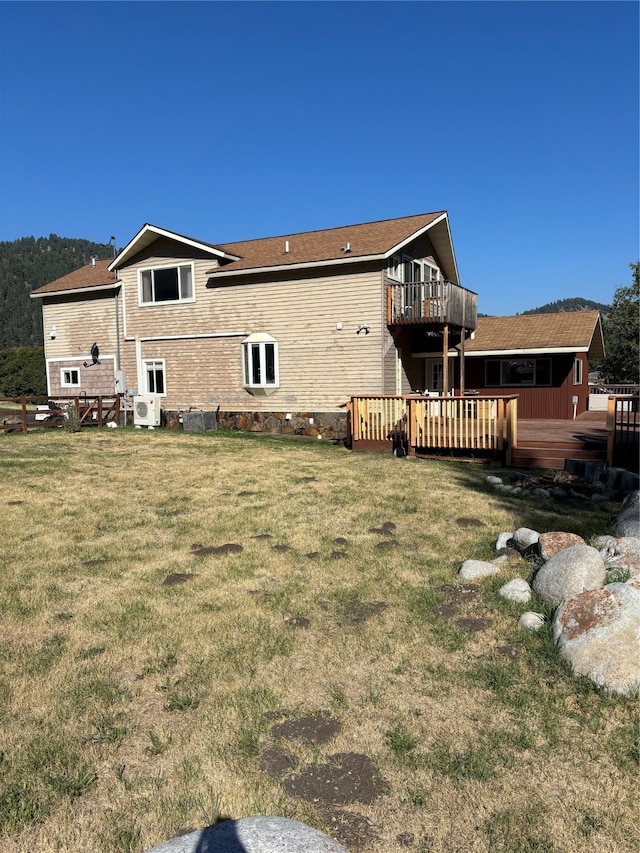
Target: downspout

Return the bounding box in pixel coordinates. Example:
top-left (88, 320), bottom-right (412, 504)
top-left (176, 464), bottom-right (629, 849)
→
top-left (115, 288), bottom-right (121, 371)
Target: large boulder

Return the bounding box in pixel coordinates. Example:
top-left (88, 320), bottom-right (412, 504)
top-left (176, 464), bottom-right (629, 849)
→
top-left (143, 817), bottom-right (351, 853)
top-left (593, 535), bottom-right (640, 577)
top-left (538, 532), bottom-right (585, 561)
top-left (613, 490), bottom-right (640, 538)
top-left (553, 583), bottom-right (640, 696)
top-left (532, 545), bottom-right (606, 605)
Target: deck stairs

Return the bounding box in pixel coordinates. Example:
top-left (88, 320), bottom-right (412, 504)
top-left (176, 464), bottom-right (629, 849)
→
top-left (511, 428), bottom-right (607, 470)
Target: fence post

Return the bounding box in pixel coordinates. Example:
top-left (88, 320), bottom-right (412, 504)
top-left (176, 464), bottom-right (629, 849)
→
top-left (21, 397), bottom-right (28, 433)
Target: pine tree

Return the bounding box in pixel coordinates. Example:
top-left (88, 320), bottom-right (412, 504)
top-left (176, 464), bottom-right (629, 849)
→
top-left (600, 262), bottom-right (639, 384)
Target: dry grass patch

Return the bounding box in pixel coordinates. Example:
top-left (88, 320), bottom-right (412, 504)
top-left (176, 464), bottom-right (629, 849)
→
top-left (0, 429), bottom-right (637, 853)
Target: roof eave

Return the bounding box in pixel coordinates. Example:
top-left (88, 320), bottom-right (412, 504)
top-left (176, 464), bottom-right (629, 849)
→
top-left (110, 224), bottom-right (240, 271)
top-left (30, 282), bottom-right (120, 299)
top-left (462, 346), bottom-right (591, 357)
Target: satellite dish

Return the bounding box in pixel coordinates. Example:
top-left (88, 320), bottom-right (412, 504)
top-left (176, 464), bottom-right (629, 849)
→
top-left (84, 342), bottom-right (101, 368)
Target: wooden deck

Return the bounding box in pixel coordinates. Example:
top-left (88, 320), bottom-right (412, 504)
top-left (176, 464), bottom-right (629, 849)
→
top-left (512, 413), bottom-right (608, 469)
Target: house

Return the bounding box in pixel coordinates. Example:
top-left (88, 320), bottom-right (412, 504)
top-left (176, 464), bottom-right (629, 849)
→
top-left (30, 213), bottom-right (477, 435)
top-left (457, 311), bottom-right (605, 419)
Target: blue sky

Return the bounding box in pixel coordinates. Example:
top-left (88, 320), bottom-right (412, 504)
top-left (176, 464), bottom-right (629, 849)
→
top-left (0, 1), bottom-right (637, 315)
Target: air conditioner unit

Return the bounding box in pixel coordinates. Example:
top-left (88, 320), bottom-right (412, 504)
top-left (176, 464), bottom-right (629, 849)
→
top-left (133, 394), bottom-right (162, 427)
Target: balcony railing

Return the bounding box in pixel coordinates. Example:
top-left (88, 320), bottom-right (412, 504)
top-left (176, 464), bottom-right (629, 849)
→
top-left (386, 278), bottom-right (477, 330)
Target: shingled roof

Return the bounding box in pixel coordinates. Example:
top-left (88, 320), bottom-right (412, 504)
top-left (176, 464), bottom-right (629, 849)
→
top-left (208, 211), bottom-right (449, 276)
top-left (32, 212), bottom-right (459, 297)
top-left (30, 259), bottom-right (117, 297)
top-left (463, 311), bottom-right (605, 358)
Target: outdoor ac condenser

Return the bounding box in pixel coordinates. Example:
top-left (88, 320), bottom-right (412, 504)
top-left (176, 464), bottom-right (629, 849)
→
top-left (133, 395), bottom-right (162, 427)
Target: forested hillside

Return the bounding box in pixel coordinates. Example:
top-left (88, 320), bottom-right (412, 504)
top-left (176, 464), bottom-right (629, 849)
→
top-left (0, 234), bottom-right (113, 349)
top-left (521, 297), bottom-right (610, 315)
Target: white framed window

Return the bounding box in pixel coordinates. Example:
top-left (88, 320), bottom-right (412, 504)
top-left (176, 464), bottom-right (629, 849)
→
top-left (387, 254), bottom-right (402, 281)
top-left (60, 367), bottom-right (80, 387)
top-left (573, 357), bottom-right (583, 385)
top-left (139, 263), bottom-right (194, 305)
top-left (242, 333), bottom-right (279, 396)
top-left (143, 359), bottom-right (166, 395)
top-left (423, 261), bottom-right (440, 282)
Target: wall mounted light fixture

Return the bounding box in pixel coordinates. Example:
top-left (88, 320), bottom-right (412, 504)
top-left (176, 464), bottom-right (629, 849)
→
top-left (356, 324), bottom-right (370, 335)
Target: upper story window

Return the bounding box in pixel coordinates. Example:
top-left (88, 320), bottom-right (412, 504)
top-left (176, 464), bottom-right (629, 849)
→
top-left (139, 263), bottom-right (194, 305)
top-left (242, 333), bottom-right (279, 397)
top-left (387, 255), bottom-right (441, 283)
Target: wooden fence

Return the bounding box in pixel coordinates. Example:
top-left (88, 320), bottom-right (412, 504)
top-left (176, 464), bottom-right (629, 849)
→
top-left (0, 396), bottom-right (121, 434)
top-left (346, 395), bottom-right (518, 462)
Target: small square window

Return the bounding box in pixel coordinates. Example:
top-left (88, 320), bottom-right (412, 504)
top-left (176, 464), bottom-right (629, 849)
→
top-left (60, 368), bottom-right (80, 387)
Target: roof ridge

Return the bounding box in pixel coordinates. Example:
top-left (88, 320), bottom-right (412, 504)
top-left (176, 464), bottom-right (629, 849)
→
top-left (217, 211), bottom-right (445, 248)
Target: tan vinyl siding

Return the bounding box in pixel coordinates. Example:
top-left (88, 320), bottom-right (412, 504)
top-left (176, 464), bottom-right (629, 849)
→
top-left (120, 257), bottom-right (386, 411)
top-left (41, 292), bottom-right (119, 397)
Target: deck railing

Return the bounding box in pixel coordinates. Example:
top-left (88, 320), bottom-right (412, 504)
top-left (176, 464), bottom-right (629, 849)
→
top-left (347, 394), bottom-right (518, 461)
top-left (385, 278), bottom-right (478, 329)
top-left (606, 394), bottom-right (639, 471)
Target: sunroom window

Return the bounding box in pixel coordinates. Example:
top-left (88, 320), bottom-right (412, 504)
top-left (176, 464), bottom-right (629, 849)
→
top-left (486, 358), bottom-right (551, 387)
top-left (140, 264), bottom-right (194, 304)
top-left (242, 333), bottom-right (279, 396)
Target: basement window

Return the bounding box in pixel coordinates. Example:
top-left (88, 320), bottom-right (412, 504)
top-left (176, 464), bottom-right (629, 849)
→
top-left (242, 333), bottom-right (279, 396)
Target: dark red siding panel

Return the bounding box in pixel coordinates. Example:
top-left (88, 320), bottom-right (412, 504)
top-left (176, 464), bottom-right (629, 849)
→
top-left (463, 353), bottom-right (586, 419)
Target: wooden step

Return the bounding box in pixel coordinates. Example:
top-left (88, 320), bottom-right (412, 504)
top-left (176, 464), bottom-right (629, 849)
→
top-left (511, 445), bottom-right (606, 469)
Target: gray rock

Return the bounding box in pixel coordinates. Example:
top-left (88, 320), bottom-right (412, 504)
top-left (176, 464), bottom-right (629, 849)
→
top-left (518, 612), bottom-right (546, 632)
top-left (613, 491), bottom-right (640, 538)
top-left (553, 583), bottom-right (640, 697)
top-left (552, 487), bottom-right (568, 498)
top-left (486, 475), bottom-right (503, 485)
top-left (594, 535), bottom-right (640, 576)
top-left (459, 559), bottom-right (500, 580)
top-left (532, 545), bottom-right (606, 605)
top-left (143, 817), bottom-right (350, 853)
top-left (511, 527), bottom-right (540, 552)
top-left (494, 532), bottom-right (513, 551)
top-left (534, 488), bottom-right (551, 498)
top-left (538, 532), bottom-right (585, 561)
top-left (496, 484), bottom-right (514, 492)
top-left (498, 578), bottom-right (532, 603)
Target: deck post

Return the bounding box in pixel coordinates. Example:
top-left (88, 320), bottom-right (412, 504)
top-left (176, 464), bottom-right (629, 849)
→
top-left (606, 395), bottom-right (616, 467)
top-left (459, 328), bottom-right (465, 397)
top-left (506, 397), bottom-right (518, 465)
top-left (442, 324), bottom-right (449, 395)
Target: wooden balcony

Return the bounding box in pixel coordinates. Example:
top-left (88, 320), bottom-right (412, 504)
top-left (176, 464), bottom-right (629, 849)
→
top-left (386, 278), bottom-right (478, 330)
